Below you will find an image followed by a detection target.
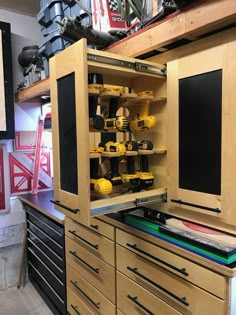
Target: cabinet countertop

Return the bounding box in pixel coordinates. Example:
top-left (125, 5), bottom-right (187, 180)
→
top-left (19, 190), bottom-right (65, 224)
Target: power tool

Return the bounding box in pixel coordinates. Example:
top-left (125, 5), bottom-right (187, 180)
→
top-left (129, 91), bottom-right (156, 132)
top-left (90, 155), bottom-right (112, 195)
top-left (137, 140), bottom-right (154, 188)
top-left (121, 141), bottom-right (139, 184)
top-left (88, 73), bottom-right (104, 131)
top-left (104, 97), bottom-right (128, 132)
top-left (101, 142), bottom-right (126, 186)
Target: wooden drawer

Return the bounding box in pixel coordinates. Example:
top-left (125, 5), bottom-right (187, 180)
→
top-left (66, 236), bottom-right (116, 304)
top-left (117, 309), bottom-right (125, 315)
top-left (67, 265), bottom-right (116, 315)
top-left (116, 229), bottom-right (225, 298)
top-left (66, 217), bottom-right (115, 266)
top-left (90, 217), bottom-right (115, 240)
top-left (67, 287), bottom-right (95, 315)
top-left (117, 271), bottom-right (182, 315)
top-left (116, 245), bottom-right (225, 315)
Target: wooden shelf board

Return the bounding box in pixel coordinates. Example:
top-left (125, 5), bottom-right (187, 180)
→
top-left (15, 78), bottom-right (50, 104)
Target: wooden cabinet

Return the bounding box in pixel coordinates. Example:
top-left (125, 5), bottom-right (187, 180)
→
top-left (0, 22), bottom-right (14, 139)
top-left (65, 217), bottom-right (116, 314)
top-left (166, 28), bottom-right (236, 231)
top-left (49, 39), bottom-right (167, 226)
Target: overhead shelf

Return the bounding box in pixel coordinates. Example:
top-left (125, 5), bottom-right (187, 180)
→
top-left (15, 78), bottom-right (50, 104)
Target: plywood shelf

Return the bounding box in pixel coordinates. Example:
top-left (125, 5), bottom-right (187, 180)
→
top-left (15, 78), bottom-right (50, 104)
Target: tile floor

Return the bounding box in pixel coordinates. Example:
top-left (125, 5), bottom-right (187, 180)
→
top-left (0, 281), bottom-right (53, 315)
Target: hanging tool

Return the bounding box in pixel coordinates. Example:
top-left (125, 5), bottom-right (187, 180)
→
top-left (88, 73), bottom-right (104, 131)
top-left (138, 140), bottom-right (154, 189)
top-left (129, 91), bottom-right (156, 132)
top-left (102, 142), bottom-right (126, 186)
top-left (90, 154), bottom-right (112, 195)
top-left (122, 141), bottom-right (139, 184)
top-left (104, 97), bottom-right (128, 132)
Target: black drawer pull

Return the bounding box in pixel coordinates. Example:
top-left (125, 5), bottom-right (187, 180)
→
top-left (171, 199), bottom-right (221, 213)
top-left (127, 295), bottom-right (154, 315)
top-left (69, 230), bottom-right (99, 249)
top-left (70, 280), bottom-right (100, 309)
top-left (69, 250), bottom-right (99, 274)
top-left (90, 224), bottom-right (99, 230)
top-left (50, 200), bottom-right (79, 214)
top-left (127, 266), bottom-right (189, 306)
top-left (126, 243), bottom-right (188, 276)
top-left (71, 304), bottom-right (81, 315)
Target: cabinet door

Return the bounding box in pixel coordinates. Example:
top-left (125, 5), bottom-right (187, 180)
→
top-left (0, 22), bottom-right (14, 139)
top-left (167, 31), bottom-right (236, 227)
top-left (50, 39), bottom-right (90, 225)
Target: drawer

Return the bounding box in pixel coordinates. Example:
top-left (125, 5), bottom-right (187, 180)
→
top-left (28, 248), bottom-right (65, 300)
top-left (90, 217), bottom-right (115, 240)
top-left (28, 262), bottom-right (65, 314)
top-left (27, 229), bottom-right (64, 268)
top-left (66, 217), bottom-right (115, 266)
top-left (27, 220), bottom-right (64, 256)
top-left (116, 229), bottom-right (225, 298)
top-left (117, 309), bottom-right (125, 315)
top-left (67, 265), bottom-right (116, 315)
top-left (27, 237), bottom-right (65, 282)
top-left (117, 271), bottom-right (182, 315)
top-left (116, 245), bottom-right (225, 315)
top-left (67, 287), bottom-right (94, 315)
top-left (27, 211), bottom-right (64, 246)
top-left (66, 236), bottom-right (116, 304)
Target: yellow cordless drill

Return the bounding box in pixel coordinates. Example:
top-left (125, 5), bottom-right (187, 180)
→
top-left (90, 156), bottom-right (112, 195)
top-left (121, 141), bottom-right (139, 185)
top-left (137, 140), bottom-right (154, 189)
top-left (104, 97), bottom-right (128, 132)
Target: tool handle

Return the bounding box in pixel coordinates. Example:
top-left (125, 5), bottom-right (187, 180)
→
top-left (89, 95), bottom-right (99, 118)
top-left (127, 156), bottom-right (136, 174)
top-left (90, 158), bottom-right (99, 179)
top-left (110, 157), bottom-right (120, 177)
top-left (109, 97), bottom-right (119, 118)
top-left (139, 99), bottom-right (150, 118)
top-left (140, 155), bottom-right (149, 172)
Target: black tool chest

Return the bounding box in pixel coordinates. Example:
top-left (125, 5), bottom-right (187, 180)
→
top-left (25, 204), bottom-right (67, 315)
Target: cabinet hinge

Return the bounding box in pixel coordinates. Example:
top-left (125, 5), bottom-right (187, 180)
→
top-left (87, 54), bottom-right (166, 77)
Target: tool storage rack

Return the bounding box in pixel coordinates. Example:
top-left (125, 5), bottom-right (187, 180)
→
top-left (49, 38), bottom-right (167, 226)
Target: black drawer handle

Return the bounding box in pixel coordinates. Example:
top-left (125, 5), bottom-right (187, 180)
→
top-left (126, 243), bottom-right (188, 276)
top-left (69, 250), bottom-right (99, 274)
top-left (70, 280), bottom-right (100, 309)
top-left (50, 200), bottom-right (79, 214)
top-left (171, 199), bottom-right (221, 213)
top-left (127, 266), bottom-right (189, 306)
top-left (90, 224), bottom-right (99, 230)
top-left (127, 295), bottom-right (155, 315)
top-left (71, 304), bottom-right (81, 315)
top-left (69, 230), bottom-right (99, 250)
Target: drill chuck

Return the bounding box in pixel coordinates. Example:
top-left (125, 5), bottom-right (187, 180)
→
top-left (104, 116), bottom-right (128, 132)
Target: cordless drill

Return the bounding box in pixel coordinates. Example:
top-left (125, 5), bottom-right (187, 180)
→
top-left (90, 155), bottom-right (112, 195)
top-left (104, 97), bottom-right (128, 132)
top-left (138, 140), bottom-right (154, 189)
top-left (88, 73), bottom-right (104, 131)
top-left (121, 141), bottom-right (139, 185)
top-left (101, 142), bottom-right (126, 186)
top-left (129, 91), bottom-right (156, 132)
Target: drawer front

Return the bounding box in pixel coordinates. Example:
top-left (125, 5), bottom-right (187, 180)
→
top-left (116, 245), bottom-right (224, 315)
top-left (67, 265), bottom-right (116, 315)
top-left (90, 218), bottom-right (115, 240)
top-left (28, 248), bottom-right (65, 300)
top-left (28, 262), bottom-right (65, 314)
top-left (28, 236), bottom-right (65, 281)
top-left (27, 229), bottom-right (64, 268)
top-left (27, 211), bottom-right (64, 246)
top-left (66, 236), bottom-right (116, 304)
top-left (27, 220), bottom-right (64, 256)
top-left (117, 271), bottom-right (182, 315)
top-left (66, 218), bottom-right (115, 266)
top-left (67, 287), bottom-right (95, 315)
top-left (116, 229), bottom-right (225, 298)
top-left (117, 309), bottom-right (125, 315)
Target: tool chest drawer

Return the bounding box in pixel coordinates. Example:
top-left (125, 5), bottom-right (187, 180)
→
top-left (116, 229), bottom-right (226, 299)
top-left (116, 244), bottom-right (225, 315)
top-left (67, 265), bottom-right (116, 315)
top-left (66, 236), bottom-right (116, 304)
top-left (90, 217), bottom-right (115, 240)
top-left (117, 271), bottom-right (182, 315)
top-left (67, 287), bottom-right (95, 315)
top-left (66, 217), bottom-right (115, 266)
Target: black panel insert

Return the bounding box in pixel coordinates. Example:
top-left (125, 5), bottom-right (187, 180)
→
top-left (57, 73), bottom-right (78, 195)
top-left (179, 70), bottom-right (222, 195)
